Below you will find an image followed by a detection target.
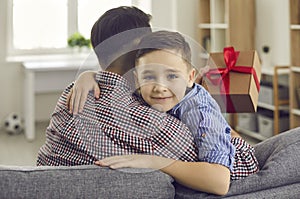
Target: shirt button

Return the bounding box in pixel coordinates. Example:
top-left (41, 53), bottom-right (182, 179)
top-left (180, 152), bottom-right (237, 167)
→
top-left (201, 133), bottom-right (206, 138)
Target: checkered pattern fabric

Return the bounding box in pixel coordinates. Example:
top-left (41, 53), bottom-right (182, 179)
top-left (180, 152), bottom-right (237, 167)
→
top-left (37, 71), bottom-right (198, 166)
top-left (230, 137), bottom-right (259, 180)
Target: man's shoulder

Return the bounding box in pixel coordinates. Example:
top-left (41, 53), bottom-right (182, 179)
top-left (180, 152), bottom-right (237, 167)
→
top-left (56, 82), bottom-right (74, 106)
top-left (95, 71), bottom-right (130, 88)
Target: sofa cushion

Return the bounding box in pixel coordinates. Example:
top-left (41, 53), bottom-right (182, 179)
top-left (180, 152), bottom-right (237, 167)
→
top-left (0, 165), bottom-right (174, 199)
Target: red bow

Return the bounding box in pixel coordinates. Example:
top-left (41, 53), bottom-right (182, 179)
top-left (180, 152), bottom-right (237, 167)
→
top-left (206, 46), bottom-right (260, 94)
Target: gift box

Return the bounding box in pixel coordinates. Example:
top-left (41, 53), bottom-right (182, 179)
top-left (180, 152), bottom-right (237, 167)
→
top-left (202, 47), bottom-right (261, 113)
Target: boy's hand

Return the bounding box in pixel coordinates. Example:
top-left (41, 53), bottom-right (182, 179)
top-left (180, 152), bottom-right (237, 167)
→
top-left (66, 71), bottom-right (100, 114)
top-left (95, 155), bottom-right (175, 170)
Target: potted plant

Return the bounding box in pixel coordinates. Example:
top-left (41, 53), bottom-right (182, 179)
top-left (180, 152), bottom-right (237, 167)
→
top-left (67, 32), bottom-right (91, 52)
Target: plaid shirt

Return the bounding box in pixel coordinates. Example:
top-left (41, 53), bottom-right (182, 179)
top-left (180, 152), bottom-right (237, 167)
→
top-left (37, 71), bottom-right (198, 166)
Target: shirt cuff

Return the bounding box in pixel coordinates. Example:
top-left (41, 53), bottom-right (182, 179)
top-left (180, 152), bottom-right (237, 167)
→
top-left (199, 151), bottom-right (234, 172)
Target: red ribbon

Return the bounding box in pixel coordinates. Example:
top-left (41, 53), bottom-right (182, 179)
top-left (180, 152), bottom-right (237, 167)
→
top-left (206, 46), bottom-right (260, 94)
top-left (205, 46), bottom-right (260, 112)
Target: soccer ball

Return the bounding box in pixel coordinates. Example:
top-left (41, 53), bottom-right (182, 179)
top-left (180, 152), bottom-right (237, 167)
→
top-left (3, 113), bottom-right (24, 135)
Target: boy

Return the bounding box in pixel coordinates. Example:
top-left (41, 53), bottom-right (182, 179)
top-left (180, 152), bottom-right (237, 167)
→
top-left (37, 6), bottom-right (231, 195)
top-left (96, 31), bottom-right (258, 181)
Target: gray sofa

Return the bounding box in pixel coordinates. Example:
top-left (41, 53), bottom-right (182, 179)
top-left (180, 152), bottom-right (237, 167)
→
top-left (1, 127), bottom-right (300, 199)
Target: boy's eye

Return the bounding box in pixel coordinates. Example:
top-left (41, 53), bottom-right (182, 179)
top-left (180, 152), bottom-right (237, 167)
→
top-left (167, 74), bottom-right (179, 80)
top-left (142, 75), bottom-right (156, 81)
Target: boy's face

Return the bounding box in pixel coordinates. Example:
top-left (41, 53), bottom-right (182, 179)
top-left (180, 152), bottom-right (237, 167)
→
top-left (135, 50), bottom-right (195, 112)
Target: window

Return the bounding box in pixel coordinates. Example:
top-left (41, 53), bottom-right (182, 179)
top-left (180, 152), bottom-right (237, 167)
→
top-left (7, 0), bottom-right (151, 57)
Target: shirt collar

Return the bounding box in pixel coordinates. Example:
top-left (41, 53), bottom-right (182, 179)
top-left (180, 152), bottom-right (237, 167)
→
top-left (169, 83), bottom-right (197, 113)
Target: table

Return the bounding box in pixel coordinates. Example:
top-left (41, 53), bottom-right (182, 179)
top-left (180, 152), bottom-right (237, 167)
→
top-left (23, 58), bottom-right (98, 141)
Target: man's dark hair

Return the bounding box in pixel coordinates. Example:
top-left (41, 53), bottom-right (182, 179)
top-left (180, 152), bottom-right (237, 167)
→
top-left (135, 31), bottom-right (192, 69)
top-left (90, 6), bottom-right (152, 67)
top-left (91, 6), bottom-right (151, 48)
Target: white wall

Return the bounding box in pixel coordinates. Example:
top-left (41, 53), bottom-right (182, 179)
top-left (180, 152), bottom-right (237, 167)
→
top-left (0, 0), bottom-right (23, 123)
top-left (151, 0), bottom-right (199, 40)
top-left (255, 0), bottom-right (290, 67)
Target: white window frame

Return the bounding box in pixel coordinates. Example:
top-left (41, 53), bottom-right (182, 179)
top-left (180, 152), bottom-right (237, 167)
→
top-left (6, 0), bottom-right (151, 60)
top-left (7, 0), bottom-right (77, 57)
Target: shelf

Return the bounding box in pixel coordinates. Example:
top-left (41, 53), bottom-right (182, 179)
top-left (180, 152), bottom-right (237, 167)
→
top-left (289, 0), bottom-right (300, 129)
top-left (261, 66), bottom-right (290, 75)
top-left (289, 64), bottom-right (300, 128)
top-left (290, 25), bottom-right (300, 29)
top-left (198, 0), bottom-right (256, 129)
top-left (291, 108), bottom-right (300, 116)
top-left (198, 0), bottom-right (255, 52)
top-left (258, 102), bottom-right (289, 111)
top-left (235, 126), bottom-right (268, 141)
top-left (290, 0), bottom-right (300, 66)
top-left (291, 66), bottom-right (300, 72)
top-left (198, 23), bottom-right (228, 29)
top-left (236, 66), bottom-right (290, 137)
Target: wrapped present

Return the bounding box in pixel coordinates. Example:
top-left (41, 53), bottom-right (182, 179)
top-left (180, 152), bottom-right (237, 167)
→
top-left (202, 46), bottom-right (261, 113)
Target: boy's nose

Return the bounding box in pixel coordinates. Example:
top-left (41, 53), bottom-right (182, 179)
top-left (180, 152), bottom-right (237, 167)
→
top-left (153, 83), bottom-right (168, 92)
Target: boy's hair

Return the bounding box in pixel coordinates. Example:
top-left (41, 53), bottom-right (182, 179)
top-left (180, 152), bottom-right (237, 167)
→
top-left (91, 6), bottom-right (151, 48)
top-left (135, 31), bottom-right (192, 69)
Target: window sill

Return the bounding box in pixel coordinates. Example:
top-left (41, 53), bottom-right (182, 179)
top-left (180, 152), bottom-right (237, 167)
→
top-left (6, 51), bottom-right (94, 63)
top-left (6, 50), bottom-right (99, 71)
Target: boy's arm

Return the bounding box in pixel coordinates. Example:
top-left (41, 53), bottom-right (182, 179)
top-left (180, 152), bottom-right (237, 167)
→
top-left (96, 155), bottom-right (230, 196)
top-left (67, 70), bottom-right (100, 114)
top-left (162, 160), bottom-right (230, 195)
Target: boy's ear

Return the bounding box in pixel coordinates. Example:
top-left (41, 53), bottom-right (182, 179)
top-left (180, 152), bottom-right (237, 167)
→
top-left (187, 68), bottom-right (196, 87)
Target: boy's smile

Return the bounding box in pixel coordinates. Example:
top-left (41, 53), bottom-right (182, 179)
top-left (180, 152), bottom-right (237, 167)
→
top-left (150, 93), bottom-right (174, 103)
top-left (135, 50), bottom-right (195, 112)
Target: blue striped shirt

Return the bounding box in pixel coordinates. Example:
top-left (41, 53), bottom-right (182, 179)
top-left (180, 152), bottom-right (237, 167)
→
top-left (168, 83), bottom-right (235, 170)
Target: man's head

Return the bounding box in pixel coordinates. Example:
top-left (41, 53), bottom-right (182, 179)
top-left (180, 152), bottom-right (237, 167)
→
top-left (91, 6), bottom-right (152, 73)
top-left (91, 6), bottom-right (151, 48)
top-left (134, 31), bottom-right (196, 112)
